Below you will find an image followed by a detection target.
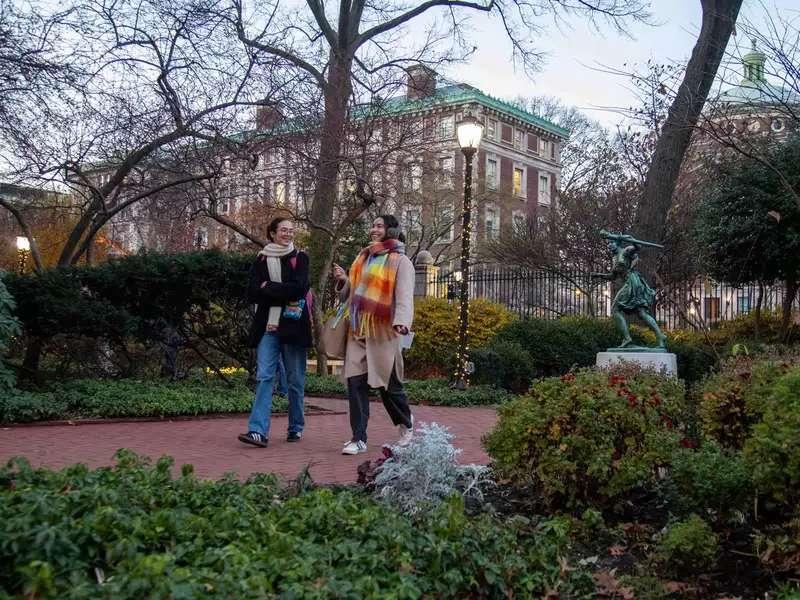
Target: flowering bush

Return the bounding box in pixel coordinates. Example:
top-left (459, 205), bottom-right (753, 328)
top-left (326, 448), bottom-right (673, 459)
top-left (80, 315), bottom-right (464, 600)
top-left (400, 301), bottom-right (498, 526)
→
top-left (483, 366), bottom-right (686, 508)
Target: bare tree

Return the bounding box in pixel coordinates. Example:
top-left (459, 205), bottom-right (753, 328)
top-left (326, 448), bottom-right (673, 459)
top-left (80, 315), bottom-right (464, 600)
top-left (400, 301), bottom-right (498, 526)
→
top-left (634, 0), bottom-right (744, 243)
top-left (0, 0), bottom-right (297, 270)
top-left (228, 0), bottom-right (651, 282)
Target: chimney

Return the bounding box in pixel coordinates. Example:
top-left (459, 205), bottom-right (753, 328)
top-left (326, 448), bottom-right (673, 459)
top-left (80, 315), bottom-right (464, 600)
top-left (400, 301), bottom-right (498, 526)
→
top-left (406, 66), bottom-right (437, 100)
top-left (256, 104), bottom-right (283, 130)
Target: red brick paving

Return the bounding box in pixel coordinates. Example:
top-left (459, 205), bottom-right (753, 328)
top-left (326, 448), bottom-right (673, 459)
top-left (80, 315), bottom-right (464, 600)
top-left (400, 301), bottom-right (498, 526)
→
top-left (0, 397), bottom-right (497, 484)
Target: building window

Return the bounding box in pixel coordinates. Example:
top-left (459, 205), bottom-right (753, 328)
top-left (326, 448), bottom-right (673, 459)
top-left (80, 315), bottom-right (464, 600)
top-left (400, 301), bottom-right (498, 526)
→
top-left (274, 181), bottom-right (286, 205)
top-left (538, 173), bottom-right (551, 205)
top-left (704, 297), bottom-right (721, 322)
top-left (485, 204), bottom-right (500, 240)
top-left (737, 295), bottom-right (751, 314)
top-left (403, 162), bottom-right (422, 192)
top-left (436, 155), bottom-right (455, 190)
top-left (194, 227), bottom-right (208, 249)
top-left (550, 142), bottom-right (556, 159)
top-left (438, 116), bottom-right (454, 140)
top-left (514, 129), bottom-right (524, 149)
top-left (486, 158), bottom-right (498, 190)
top-left (539, 138), bottom-right (550, 156)
top-left (403, 207), bottom-right (422, 240)
top-left (487, 119), bottom-right (497, 140)
top-left (513, 167), bottom-right (524, 197)
top-left (435, 201), bottom-right (455, 243)
top-left (512, 210), bottom-right (526, 233)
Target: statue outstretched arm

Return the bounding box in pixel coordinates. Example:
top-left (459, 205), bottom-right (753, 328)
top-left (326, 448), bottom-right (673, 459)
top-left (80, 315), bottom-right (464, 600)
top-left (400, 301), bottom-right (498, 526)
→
top-left (599, 229), bottom-right (664, 249)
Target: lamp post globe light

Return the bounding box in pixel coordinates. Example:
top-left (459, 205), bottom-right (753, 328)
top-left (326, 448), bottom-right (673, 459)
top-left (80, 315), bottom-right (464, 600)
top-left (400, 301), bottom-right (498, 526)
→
top-left (16, 236), bottom-right (30, 274)
top-left (453, 113), bottom-right (484, 390)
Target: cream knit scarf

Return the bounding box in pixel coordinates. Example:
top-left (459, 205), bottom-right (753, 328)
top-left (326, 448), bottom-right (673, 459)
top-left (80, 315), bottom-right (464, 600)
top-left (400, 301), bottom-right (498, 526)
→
top-left (258, 242), bottom-right (295, 329)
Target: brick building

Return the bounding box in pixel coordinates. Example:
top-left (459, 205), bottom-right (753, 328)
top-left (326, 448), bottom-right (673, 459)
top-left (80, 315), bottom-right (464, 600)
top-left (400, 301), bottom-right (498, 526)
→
top-left (94, 67), bottom-right (568, 267)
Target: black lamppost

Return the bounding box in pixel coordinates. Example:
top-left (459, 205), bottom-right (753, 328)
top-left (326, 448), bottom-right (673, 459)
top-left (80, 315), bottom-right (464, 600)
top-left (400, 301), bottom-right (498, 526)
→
top-left (16, 236), bottom-right (30, 275)
top-left (453, 114), bottom-right (484, 390)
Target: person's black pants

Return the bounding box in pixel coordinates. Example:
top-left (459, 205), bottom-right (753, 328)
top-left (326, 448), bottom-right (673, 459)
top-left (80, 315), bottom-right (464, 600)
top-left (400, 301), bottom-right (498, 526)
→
top-left (346, 368), bottom-right (411, 443)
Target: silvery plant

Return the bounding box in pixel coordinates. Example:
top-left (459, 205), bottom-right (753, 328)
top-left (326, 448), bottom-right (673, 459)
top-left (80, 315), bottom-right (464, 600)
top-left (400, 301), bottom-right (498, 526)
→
top-left (374, 422), bottom-right (491, 515)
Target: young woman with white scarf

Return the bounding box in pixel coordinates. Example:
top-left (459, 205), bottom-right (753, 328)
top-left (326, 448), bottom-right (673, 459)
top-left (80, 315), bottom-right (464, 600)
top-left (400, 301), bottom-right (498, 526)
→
top-left (239, 218), bottom-right (312, 448)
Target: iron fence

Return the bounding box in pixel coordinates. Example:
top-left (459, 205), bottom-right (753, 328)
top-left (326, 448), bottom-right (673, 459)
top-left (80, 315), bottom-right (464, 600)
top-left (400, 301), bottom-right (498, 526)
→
top-left (422, 266), bottom-right (798, 331)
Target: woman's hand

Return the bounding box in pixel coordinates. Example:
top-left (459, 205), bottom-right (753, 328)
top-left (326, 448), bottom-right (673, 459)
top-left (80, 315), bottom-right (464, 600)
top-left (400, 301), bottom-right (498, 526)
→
top-left (332, 263), bottom-right (347, 281)
top-left (393, 325), bottom-right (409, 336)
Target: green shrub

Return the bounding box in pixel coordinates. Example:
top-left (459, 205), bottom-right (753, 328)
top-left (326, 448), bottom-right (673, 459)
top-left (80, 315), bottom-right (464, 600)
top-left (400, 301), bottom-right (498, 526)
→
top-left (6, 251), bottom-right (254, 376)
top-left (699, 356), bottom-right (800, 449)
top-left (665, 441), bottom-right (752, 516)
top-left (656, 515), bottom-right (719, 575)
top-left (0, 452), bottom-right (594, 598)
top-left (305, 374), bottom-right (514, 406)
top-left (484, 366), bottom-right (686, 508)
top-left (471, 339), bottom-right (536, 393)
top-left (406, 297), bottom-right (514, 377)
top-left (492, 316), bottom-right (620, 379)
top-left (0, 273), bottom-right (20, 392)
top-left (743, 367), bottom-right (800, 508)
top-left (0, 376), bottom-right (286, 423)
top-left (405, 378), bottom-right (514, 406)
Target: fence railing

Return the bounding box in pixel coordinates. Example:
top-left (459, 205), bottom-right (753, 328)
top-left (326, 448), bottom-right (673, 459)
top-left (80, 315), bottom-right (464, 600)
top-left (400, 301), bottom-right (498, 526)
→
top-left (420, 266), bottom-right (798, 331)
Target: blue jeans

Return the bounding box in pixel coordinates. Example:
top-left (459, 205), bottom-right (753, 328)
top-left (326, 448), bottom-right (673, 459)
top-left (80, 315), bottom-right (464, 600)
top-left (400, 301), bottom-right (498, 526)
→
top-left (247, 333), bottom-right (307, 437)
top-left (276, 354), bottom-right (288, 396)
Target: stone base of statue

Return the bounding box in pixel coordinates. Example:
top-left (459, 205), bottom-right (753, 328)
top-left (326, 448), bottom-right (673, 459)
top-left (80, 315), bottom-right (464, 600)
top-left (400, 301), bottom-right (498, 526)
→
top-left (596, 348), bottom-right (677, 377)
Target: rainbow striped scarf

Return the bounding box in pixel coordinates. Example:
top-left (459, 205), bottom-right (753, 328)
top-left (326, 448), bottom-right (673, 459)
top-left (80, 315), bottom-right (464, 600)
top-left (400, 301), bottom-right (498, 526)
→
top-left (348, 239), bottom-right (403, 339)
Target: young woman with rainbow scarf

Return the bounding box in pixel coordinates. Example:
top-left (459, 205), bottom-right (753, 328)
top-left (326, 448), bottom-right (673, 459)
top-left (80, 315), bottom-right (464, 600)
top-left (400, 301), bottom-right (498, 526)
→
top-left (332, 215), bottom-right (415, 455)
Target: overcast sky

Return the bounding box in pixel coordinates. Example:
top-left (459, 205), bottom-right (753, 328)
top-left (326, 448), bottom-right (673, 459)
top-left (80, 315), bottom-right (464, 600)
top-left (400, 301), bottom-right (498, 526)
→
top-left (445, 0), bottom-right (798, 126)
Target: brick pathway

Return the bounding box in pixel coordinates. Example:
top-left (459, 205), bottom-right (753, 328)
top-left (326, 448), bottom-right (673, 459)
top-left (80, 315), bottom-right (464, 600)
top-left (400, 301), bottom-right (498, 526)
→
top-left (0, 397), bottom-right (497, 484)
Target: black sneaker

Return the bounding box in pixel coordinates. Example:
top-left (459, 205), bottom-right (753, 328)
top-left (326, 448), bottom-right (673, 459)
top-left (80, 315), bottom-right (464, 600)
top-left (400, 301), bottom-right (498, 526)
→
top-left (287, 432), bottom-right (302, 442)
top-left (238, 432), bottom-right (268, 447)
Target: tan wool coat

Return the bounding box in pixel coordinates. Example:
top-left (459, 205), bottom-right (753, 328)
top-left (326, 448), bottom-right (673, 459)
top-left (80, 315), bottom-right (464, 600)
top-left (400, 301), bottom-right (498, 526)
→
top-left (337, 253), bottom-right (415, 389)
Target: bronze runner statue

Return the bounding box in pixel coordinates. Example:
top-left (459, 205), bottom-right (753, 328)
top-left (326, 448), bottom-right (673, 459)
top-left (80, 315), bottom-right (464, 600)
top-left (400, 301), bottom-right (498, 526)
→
top-left (591, 230), bottom-right (668, 351)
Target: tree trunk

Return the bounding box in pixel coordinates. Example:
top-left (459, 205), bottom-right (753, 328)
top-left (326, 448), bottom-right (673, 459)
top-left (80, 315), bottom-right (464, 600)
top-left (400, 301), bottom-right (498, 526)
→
top-left (635, 0), bottom-right (743, 244)
top-left (307, 52), bottom-right (354, 285)
top-left (781, 278), bottom-right (798, 341)
top-left (755, 281), bottom-right (764, 340)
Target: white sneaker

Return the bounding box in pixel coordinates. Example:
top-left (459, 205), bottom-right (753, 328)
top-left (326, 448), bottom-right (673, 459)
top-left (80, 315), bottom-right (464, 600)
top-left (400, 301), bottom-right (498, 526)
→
top-left (396, 415), bottom-right (414, 447)
top-left (342, 441), bottom-right (367, 455)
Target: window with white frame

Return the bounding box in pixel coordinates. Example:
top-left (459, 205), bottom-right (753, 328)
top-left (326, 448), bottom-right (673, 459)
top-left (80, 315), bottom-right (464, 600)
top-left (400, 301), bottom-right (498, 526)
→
top-left (438, 115), bottom-right (454, 140)
top-left (487, 119), bottom-right (497, 140)
top-left (512, 210), bottom-right (526, 233)
top-left (274, 181), bottom-right (286, 205)
top-left (539, 138), bottom-right (550, 156)
top-left (513, 167), bottom-right (524, 198)
top-left (435, 200), bottom-right (455, 243)
top-left (538, 173), bottom-right (551, 205)
top-left (486, 157), bottom-right (498, 190)
top-left (485, 204), bottom-right (500, 240)
top-left (436, 155), bottom-right (455, 190)
top-left (403, 207), bottom-right (422, 240)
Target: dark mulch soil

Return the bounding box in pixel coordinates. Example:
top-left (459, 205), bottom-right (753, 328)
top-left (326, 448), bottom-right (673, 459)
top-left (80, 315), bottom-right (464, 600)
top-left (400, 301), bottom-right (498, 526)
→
top-left (467, 477), bottom-right (795, 599)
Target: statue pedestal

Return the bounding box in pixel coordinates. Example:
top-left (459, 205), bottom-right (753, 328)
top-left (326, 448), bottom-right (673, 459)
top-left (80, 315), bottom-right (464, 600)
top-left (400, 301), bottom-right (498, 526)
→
top-left (596, 351), bottom-right (678, 377)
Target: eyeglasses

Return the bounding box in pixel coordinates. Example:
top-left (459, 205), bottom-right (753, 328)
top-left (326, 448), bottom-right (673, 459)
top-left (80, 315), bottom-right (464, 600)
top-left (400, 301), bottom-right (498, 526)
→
top-left (277, 227), bottom-right (295, 234)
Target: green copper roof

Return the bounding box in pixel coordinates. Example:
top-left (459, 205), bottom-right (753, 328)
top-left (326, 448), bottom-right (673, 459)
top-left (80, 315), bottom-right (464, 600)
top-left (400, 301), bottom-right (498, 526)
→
top-left (367, 84), bottom-right (569, 138)
top-left (719, 39), bottom-right (800, 106)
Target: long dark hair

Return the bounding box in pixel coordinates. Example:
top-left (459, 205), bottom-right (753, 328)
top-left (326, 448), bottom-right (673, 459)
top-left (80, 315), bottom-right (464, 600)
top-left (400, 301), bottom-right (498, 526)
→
top-left (266, 217), bottom-right (292, 242)
top-left (378, 214), bottom-right (404, 242)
